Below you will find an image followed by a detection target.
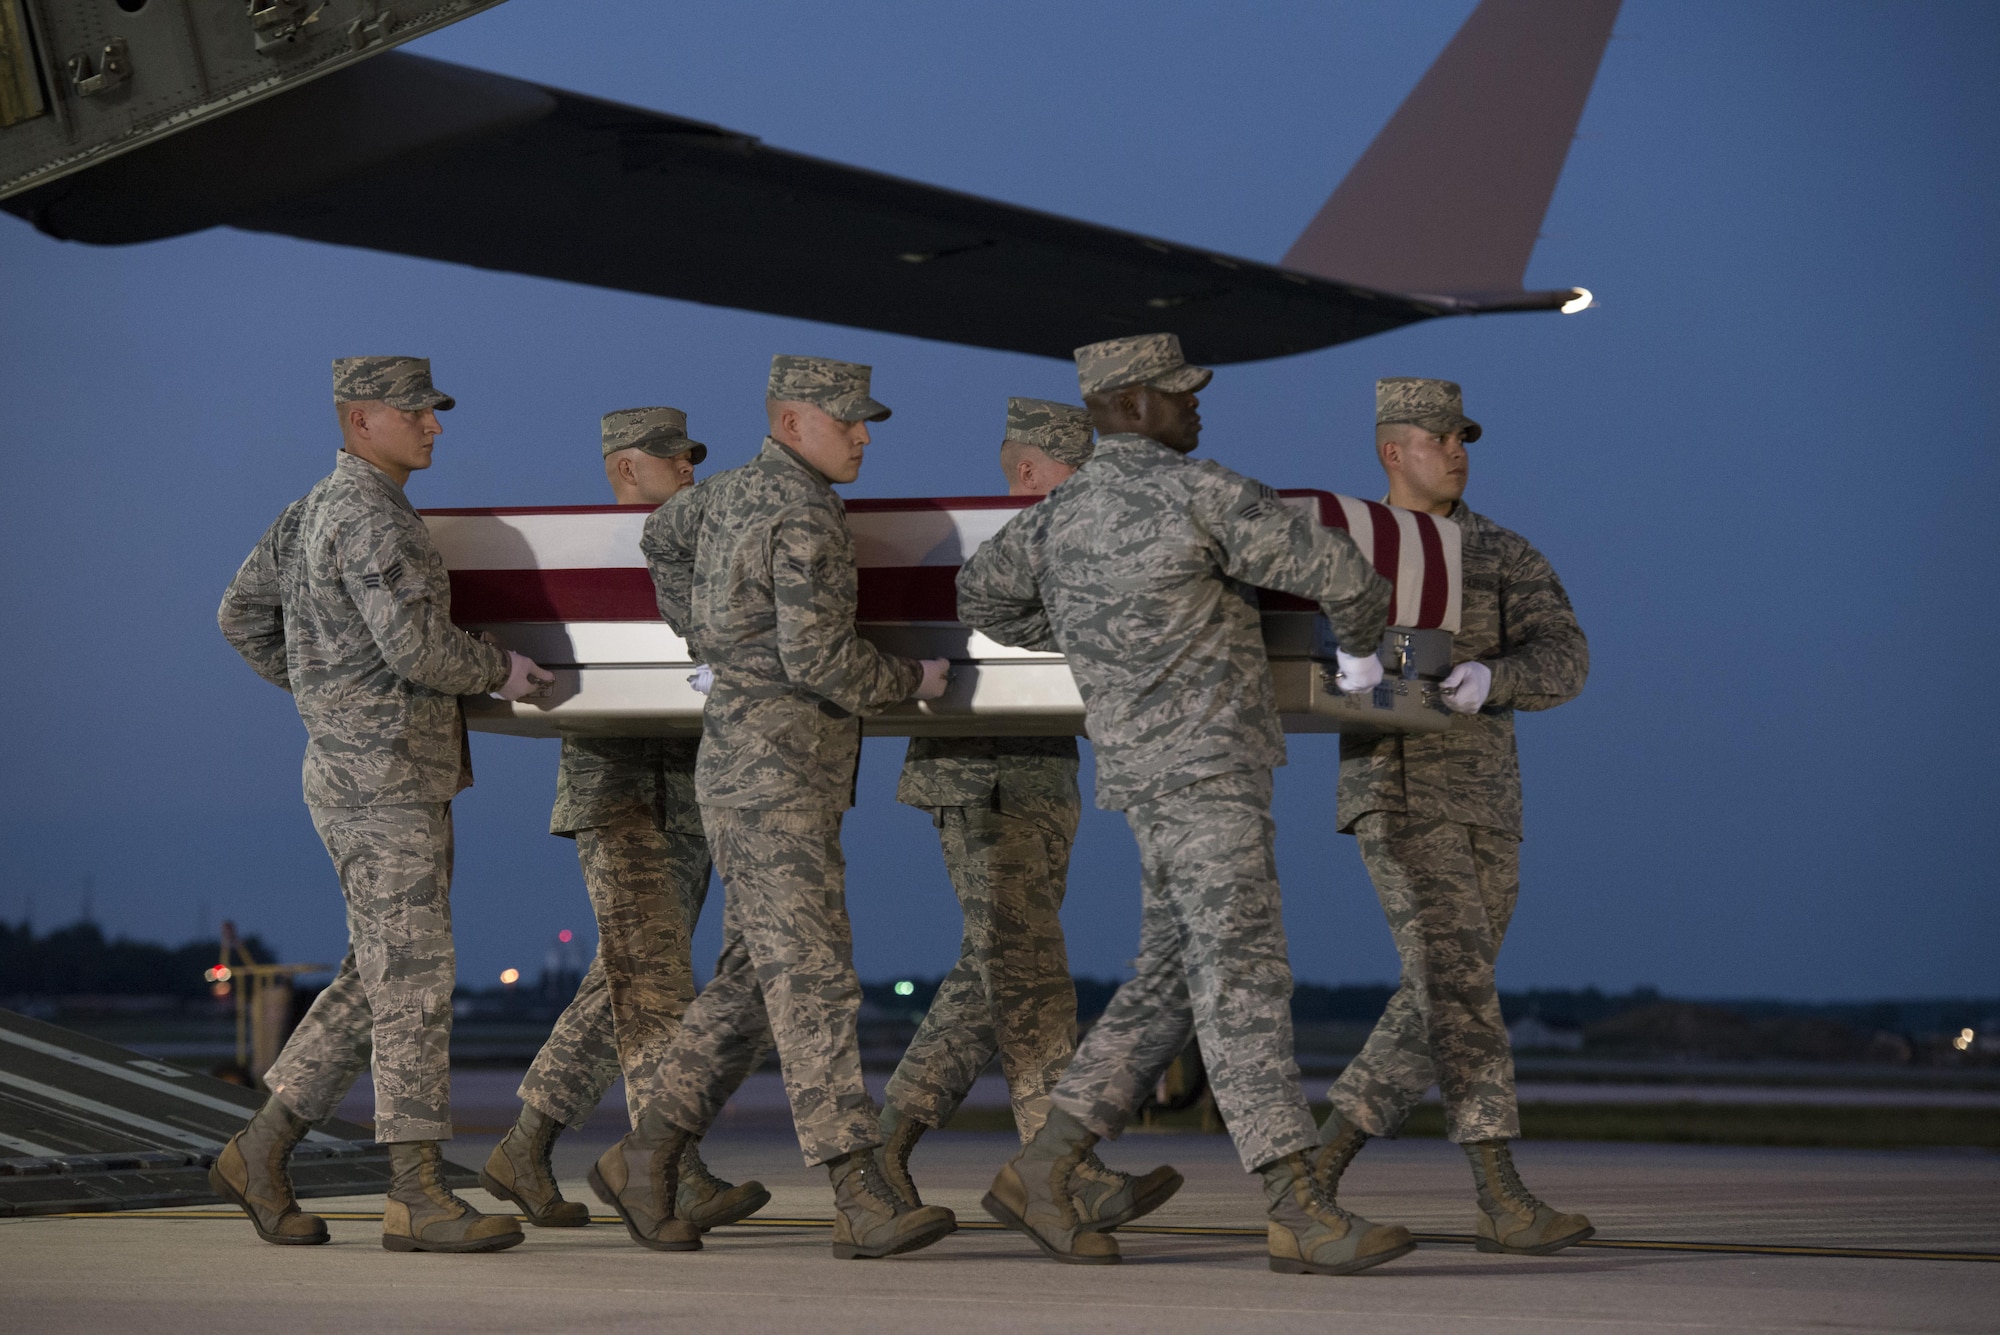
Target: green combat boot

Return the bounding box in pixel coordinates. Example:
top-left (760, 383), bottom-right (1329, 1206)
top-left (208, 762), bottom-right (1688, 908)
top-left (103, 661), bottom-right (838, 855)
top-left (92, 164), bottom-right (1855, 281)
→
top-left (677, 1138), bottom-right (771, 1231)
top-left (877, 1105), bottom-right (930, 1207)
top-left (981, 1108), bottom-right (1122, 1264)
top-left (1070, 1148), bottom-right (1184, 1232)
top-left (1311, 1106), bottom-right (1370, 1204)
top-left (1261, 1151), bottom-right (1414, 1276)
top-left (480, 1106), bottom-right (590, 1227)
top-left (208, 1096), bottom-right (329, 1246)
top-left (828, 1146), bottom-right (958, 1259)
top-left (1465, 1140), bottom-right (1594, 1255)
top-left (381, 1141), bottom-right (525, 1253)
top-left (587, 1111), bottom-right (702, 1251)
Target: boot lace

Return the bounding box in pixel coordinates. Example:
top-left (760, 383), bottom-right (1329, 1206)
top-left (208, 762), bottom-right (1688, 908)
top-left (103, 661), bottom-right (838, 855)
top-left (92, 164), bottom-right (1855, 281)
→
top-left (1305, 1167), bottom-right (1360, 1229)
top-left (531, 1119), bottom-right (562, 1192)
top-left (1073, 1148), bottom-right (1127, 1188)
top-left (852, 1151), bottom-right (907, 1214)
top-left (1486, 1146), bottom-right (1547, 1214)
top-left (1312, 1126), bottom-right (1366, 1198)
top-left (411, 1145), bottom-right (470, 1217)
top-left (884, 1119), bottom-right (921, 1181)
top-left (263, 1138), bottom-right (298, 1206)
top-left (680, 1144), bottom-right (724, 1194)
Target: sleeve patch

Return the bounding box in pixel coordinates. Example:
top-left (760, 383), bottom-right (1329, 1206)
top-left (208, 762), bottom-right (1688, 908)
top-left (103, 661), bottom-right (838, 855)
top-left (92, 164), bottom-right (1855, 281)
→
top-left (1235, 485), bottom-right (1282, 522)
top-left (360, 560), bottom-right (404, 591)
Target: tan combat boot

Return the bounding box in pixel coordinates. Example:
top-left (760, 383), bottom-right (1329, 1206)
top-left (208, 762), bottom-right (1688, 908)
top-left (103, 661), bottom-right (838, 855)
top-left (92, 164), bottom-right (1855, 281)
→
top-left (1311, 1106), bottom-right (1370, 1203)
top-left (828, 1146), bottom-right (958, 1259)
top-left (588, 1111), bottom-right (702, 1251)
top-left (876, 1104), bottom-right (930, 1207)
top-left (677, 1138), bottom-right (771, 1231)
top-left (981, 1108), bottom-right (1122, 1264)
top-left (1261, 1151), bottom-right (1415, 1276)
top-left (1070, 1148), bottom-right (1184, 1232)
top-left (1465, 1140), bottom-right (1594, 1255)
top-left (208, 1096), bottom-right (329, 1245)
top-left (480, 1105), bottom-right (590, 1227)
top-left (381, 1141), bottom-right (525, 1253)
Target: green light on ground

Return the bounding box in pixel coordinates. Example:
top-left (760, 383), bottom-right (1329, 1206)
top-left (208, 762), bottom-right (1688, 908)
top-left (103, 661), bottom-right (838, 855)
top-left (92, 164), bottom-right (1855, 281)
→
top-left (893, 980), bottom-right (915, 997)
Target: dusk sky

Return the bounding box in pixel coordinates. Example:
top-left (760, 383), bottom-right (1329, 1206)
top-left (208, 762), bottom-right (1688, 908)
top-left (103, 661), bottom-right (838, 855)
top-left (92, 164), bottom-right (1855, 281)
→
top-left (2, 1), bottom-right (1994, 1000)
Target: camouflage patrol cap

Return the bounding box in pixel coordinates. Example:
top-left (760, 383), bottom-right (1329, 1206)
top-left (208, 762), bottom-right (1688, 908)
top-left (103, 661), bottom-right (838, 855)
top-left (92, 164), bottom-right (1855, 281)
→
top-left (1005, 397), bottom-right (1094, 468)
top-left (1073, 332), bottom-right (1212, 398)
top-left (331, 356), bottom-right (454, 412)
top-left (1376, 377), bottom-right (1482, 443)
top-left (767, 355), bottom-right (891, 422)
top-left (601, 406), bottom-right (708, 464)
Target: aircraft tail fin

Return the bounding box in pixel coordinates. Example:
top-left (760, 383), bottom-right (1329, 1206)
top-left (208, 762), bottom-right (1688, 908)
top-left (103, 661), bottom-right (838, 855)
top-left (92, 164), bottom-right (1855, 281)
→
top-left (1281, 0), bottom-right (1620, 302)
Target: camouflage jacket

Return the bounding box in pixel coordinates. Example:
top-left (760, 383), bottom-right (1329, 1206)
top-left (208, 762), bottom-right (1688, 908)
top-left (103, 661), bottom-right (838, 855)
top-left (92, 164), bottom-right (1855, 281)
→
top-left (218, 451), bottom-right (510, 807)
top-left (956, 433), bottom-right (1392, 810)
top-left (1338, 502), bottom-right (1588, 838)
top-left (550, 736), bottom-right (703, 837)
top-left (640, 438), bottom-right (922, 810)
top-left (897, 736), bottom-right (1081, 837)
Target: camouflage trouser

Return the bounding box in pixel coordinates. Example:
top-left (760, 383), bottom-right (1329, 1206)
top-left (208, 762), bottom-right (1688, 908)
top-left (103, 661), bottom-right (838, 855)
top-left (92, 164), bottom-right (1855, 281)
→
top-left (884, 806), bottom-right (1078, 1140)
top-left (1051, 769), bottom-right (1316, 1172)
top-left (648, 805), bottom-right (871, 1166)
top-left (265, 802), bottom-right (456, 1143)
top-left (516, 822), bottom-right (713, 1128)
top-left (1326, 812), bottom-right (1521, 1143)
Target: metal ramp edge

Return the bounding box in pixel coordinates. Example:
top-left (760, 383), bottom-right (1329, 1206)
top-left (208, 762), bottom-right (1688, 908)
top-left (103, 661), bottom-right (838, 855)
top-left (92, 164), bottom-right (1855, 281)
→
top-left (0, 1007), bottom-right (475, 1216)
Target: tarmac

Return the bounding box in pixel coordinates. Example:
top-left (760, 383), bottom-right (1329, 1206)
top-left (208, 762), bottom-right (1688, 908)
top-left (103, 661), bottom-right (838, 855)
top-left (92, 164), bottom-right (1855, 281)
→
top-left (3, 1109), bottom-right (1994, 1334)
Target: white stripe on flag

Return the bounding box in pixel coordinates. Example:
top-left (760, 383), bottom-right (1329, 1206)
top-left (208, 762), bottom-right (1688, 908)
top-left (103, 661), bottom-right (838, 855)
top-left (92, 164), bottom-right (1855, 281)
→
top-left (1390, 507), bottom-right (1424, 626)
top-left (1434, 512), bottom-right (1464, 634)
top-left (426, 512), bottom-right (651, 570)
top-left (1335, 495), bottom-right (1376, 567)
top-left (848, 508), bottom-right (1017, 567)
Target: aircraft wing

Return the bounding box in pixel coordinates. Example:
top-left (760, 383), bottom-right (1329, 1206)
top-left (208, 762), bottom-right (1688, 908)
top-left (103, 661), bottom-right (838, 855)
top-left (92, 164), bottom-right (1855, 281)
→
top-left (3, 0), bottom-right (1615, 364)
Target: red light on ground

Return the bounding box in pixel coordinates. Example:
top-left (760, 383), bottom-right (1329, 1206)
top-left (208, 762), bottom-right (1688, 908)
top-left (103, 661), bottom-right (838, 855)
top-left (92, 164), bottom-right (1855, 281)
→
top-left (558, 930), bottom-right (573, 943)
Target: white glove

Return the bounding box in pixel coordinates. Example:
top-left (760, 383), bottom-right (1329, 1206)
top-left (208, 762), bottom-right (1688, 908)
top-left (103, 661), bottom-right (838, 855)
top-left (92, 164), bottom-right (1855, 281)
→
top-left (687, 664), bottom-right (715, 695)
top-left (914, 657), bottom-right (952, 701)
top-left (1333, 647), bottom-right (1384, 695)
top-left (496, 651), bottom-right (553, 702)
top-left (1441, 660), bottom-right (1492, 714)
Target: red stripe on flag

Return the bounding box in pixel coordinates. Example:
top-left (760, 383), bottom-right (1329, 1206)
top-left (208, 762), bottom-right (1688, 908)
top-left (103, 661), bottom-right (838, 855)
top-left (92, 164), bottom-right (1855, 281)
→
top-left (857, 566), bottom-right (959, 621)
top-left (1414, 512), bottom-right (1448, 629)
top-left (1364, 500), bottom-right (1401, 599)
top-left (449, 566), bottom-right (966, 624)
top-left (449, 569), bottom-right (660, 623)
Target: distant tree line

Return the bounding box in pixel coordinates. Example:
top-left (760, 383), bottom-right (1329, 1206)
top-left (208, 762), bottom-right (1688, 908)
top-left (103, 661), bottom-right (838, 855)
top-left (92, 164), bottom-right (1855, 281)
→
top-left (0, 922), bottom-right (277, 998)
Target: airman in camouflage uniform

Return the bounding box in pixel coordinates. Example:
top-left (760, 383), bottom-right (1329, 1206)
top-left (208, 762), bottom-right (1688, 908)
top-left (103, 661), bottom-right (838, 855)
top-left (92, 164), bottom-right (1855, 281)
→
top-left (480, 409), bottom-right (770, 1238)
top-left (878, 398), bottom-right (1175, 1229)
top-left (958, 334), bottom-right (1413, 1275)
top-left (1314, 378), bottom-right (1595, 1257)
top-left (215, 356), bottom-right (543, 1254)
top-left (589, 356), bottom-right (956, 1260)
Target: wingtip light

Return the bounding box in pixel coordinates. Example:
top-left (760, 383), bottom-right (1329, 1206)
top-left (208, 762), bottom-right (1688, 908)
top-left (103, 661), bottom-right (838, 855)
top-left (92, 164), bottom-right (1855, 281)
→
top-left (1560, 288), bottom-right (1594, 315)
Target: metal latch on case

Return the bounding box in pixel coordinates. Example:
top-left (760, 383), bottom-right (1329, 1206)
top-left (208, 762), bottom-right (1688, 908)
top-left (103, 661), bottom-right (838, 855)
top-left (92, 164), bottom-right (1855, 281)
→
top-left (68, 39), bottom-right (130, 97)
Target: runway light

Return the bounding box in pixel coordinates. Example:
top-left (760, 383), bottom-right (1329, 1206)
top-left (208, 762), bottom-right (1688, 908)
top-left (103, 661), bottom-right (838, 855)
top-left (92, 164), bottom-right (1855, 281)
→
top-left (558, 929), bottom-right (573, 944)
top-left (1953, 1028), bottom-right (1974, 1052)
top-left (500, 968), bottom-right (521, 986)
top-left (893, 980), bottom-right (915, 997)
top-left (1560, 288), bottom-right (1594, 315)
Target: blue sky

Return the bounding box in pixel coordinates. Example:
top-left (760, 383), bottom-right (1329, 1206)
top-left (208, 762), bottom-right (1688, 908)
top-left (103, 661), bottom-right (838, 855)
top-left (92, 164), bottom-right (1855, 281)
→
top-left (2, 1), bottom-right (1994, 999)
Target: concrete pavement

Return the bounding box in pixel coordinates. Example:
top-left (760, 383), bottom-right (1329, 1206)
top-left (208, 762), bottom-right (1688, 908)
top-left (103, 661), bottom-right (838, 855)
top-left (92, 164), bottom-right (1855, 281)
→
top-left (4, 1126), bottom-right (1993, 1334)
